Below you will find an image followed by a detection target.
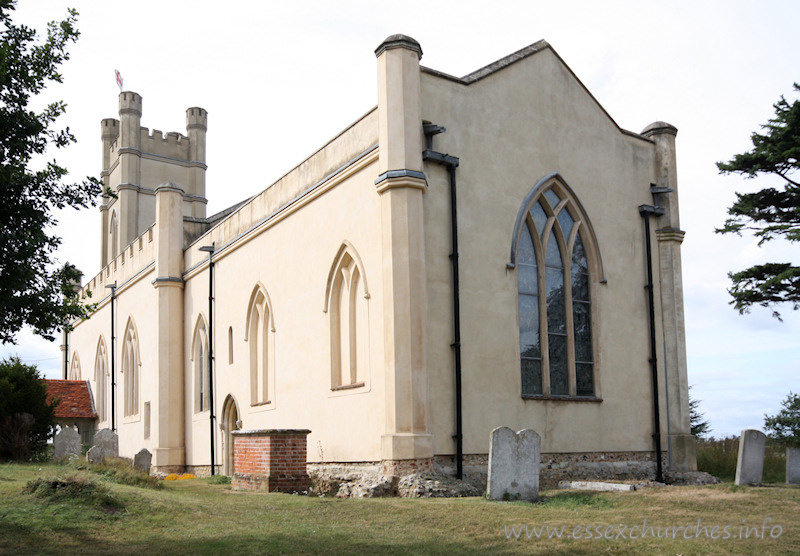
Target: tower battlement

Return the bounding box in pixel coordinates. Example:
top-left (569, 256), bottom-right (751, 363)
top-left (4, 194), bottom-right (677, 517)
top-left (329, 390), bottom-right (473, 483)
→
top-left (119, 91), bottom-right (142, 115)
top-left (186, 107), bottom-right (207, 130)
top-left (99, 91), bottom-right (208, 267)
top-left (101, 118), bottom-right (119, 141)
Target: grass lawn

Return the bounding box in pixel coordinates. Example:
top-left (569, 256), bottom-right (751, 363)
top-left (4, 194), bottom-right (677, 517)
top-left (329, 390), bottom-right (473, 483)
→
top-left (1, 461), bottom-right (798, 555)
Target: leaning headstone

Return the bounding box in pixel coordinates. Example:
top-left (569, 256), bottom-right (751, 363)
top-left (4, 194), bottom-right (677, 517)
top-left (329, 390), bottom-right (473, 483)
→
top-left (787, 447), bottom-right (800, 485)
top-left (86, 445), bottom-right (104, 464)
top-left (487, 427), bottom-right (540, 501)
top-left (133, 448), bottom-right (152, 473)
top-left (734, 429), bottom-right (767, 486)
top-left (53, 427), bottom-right (81, 459)
top-left (94, 428), bottom-right (119, 459)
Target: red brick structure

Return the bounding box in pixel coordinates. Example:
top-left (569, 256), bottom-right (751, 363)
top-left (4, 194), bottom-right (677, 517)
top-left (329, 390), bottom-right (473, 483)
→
top-left (231, 429), bottom-right (311, 493)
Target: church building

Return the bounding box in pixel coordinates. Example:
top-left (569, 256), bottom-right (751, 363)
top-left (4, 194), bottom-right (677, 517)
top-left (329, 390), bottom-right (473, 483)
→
top-left (63, 35), bottom-right (696, 486)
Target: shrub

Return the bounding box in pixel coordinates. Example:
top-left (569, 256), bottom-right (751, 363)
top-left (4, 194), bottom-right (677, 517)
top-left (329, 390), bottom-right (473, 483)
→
top-left (69, 457), bottom-right (162, 489)
top-left (764, 392), bottom-right (800, 447)
top-left (0, 357), bottom-right (57, 459)
top-left (205, 474), bottom-right (231, 485)
top-left (697, 436), bottom-right (786, 482)
top-left (24, 475), bottom-right (122, 510)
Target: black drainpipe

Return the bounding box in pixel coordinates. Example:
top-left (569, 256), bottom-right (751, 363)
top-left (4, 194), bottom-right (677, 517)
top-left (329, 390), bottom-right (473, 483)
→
top-left (199, 244), bottom-right (216, 475)
top-left (638, 184), bottom-right (671, 484)
top-left (106, 283), bottom-right (117, 433)
top-left (422, 122), bottom-right (463, 480)
top-left (63, 326), bottom-right (69, 380)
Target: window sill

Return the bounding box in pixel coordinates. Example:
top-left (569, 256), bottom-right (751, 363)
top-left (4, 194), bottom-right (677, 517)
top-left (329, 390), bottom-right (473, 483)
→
top-left (122, 413), bottom-right (141, 424)
top-left (331, 382), bottom-right (365, 392)
top-left (251, 400), bottom-right (272, 407)
top-left (522, 395), bottom-right (602, 402)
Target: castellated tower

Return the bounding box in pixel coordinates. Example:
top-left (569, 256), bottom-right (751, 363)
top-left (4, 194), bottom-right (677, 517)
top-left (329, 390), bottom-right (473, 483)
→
top-left (99, 92), bottom-right (208, 267)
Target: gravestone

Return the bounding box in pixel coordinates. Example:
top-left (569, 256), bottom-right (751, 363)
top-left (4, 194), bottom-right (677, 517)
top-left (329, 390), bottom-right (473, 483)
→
top-left (86, 445), bottom-right (103, 464)
top-left (53, 427), bottom-right (81, 459)
top-left (86, 428), bottom-right (119, 464)
top-left (94, 428), bottom-right (119, 458)
top-left (787, 447), bottom-right (800, 485)
top-left (487, 427), bottom-right (540, 501)
top-left (734, 429), bottom-right (766, 486)
top-left (133, 448), bottom-right (152, 473)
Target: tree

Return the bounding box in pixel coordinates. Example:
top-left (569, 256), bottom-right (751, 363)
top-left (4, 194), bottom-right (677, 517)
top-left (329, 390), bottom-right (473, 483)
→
top-left (0, 356), bottom-right (57, 459)
top-left (716, 83), bottom-right (800, 318)
top-left (763, 392), bottom-right (800, 447)
top-left (0, 1), bottom-right (101, 344)
top-left (689, 385), bottom-right (712, 438)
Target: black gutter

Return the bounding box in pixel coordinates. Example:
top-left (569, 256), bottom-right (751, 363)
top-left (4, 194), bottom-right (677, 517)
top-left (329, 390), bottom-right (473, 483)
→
top-left (639, 198), bottom-right (665, 484)
top-left (422, 123), bottom-right (463, 480)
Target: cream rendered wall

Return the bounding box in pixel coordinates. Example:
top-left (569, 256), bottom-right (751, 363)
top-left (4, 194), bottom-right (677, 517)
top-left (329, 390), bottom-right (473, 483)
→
top-left (420, 47), bottom-right (667, 456)
top-left (68, 259), bottom-right (160, 459)
top-left (182, 160), bottom-right (385, 466)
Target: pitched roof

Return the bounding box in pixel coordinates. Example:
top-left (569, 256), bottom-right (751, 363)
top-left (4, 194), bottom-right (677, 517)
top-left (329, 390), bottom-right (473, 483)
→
top-left (43, 380), bottom-right (98, 420)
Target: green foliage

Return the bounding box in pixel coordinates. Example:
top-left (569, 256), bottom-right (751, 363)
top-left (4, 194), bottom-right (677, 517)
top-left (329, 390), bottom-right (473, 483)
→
top-left (689, 385), bottom-right (712, 438)
top-left (0, 356), bottom-right (57, 459)
top-left (696, 436), bottom-right (786, 482)
top-left (716, 83), bottom-right (800, 318)
top-left (764, 391), bottom-right (800, 447)
top-left (0, 0), bottom-right (102, 344)
top-left (542, 491), bottom-right (613, 509)
top-left (205, 474), bottom-right (231, 485)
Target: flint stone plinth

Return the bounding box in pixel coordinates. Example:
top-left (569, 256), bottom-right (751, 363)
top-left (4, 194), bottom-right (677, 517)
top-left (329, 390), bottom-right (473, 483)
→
top-left (787, 447), bottom-right (800, 485)
top-left (487, 427), bottom-right (540, 501)
top-left (134, 448), bottom-right (152, 473)
top-left (53, 427), bottom-right (81, 459)
top-left (734, 429), bottom-right (766, 486)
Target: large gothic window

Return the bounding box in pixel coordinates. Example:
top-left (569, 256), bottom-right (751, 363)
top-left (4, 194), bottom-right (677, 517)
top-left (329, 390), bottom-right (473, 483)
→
top-left (121, 318), bottom-right (140, 416)
top-left (245, 285), bottom-right (274, 406)
top-left (94, 337), bottom-right (107, 423)
top-left (325, 243), bottom-right (370, 390)
top-left (192, 316), bottom-right (209, 413)
top-left (514, 177), bottom-right (597, 398)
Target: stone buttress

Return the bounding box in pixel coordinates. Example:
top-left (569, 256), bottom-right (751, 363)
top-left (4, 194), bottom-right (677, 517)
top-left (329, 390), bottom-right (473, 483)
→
top-left (374, 35), bottom-right (434, 475)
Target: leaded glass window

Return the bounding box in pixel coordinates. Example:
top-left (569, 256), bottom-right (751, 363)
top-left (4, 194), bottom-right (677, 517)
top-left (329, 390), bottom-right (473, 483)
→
top-left (517, 185), bottom-right (595, 398)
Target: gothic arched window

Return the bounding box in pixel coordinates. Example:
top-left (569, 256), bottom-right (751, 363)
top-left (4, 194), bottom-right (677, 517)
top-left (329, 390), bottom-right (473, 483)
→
top-left (69, 352), bottom-right (81, 380)
top-left (512, 175), bottom-right (600, 398)
top-left (192, 316), bottom-right (209, 413)
top-left (121, 318), bottom-right (140, 416)
top-left (109, 209), bottom-right (119, 260)
top-left (94, 337), bottom-right (107, 422)
top-left (324, 243), bottom-right (370, 390)
top-left (245, 285), bottom-right (274, 406)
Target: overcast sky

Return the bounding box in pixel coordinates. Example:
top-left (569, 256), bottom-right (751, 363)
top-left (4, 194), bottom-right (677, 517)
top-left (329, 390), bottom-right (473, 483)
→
top-left (2, 0), bottom-right (798, 438)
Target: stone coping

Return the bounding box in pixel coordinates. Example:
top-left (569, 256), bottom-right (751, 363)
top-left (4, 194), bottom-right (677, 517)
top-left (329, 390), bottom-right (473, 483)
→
top-left (231, 428), bottom-right (311, 436)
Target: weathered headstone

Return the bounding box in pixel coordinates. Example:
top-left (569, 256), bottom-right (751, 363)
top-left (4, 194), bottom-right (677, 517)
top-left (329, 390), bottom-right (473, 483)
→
top-left (86, 428), bottom-right (119, 464)
top-left (734, 429), bottom-right (766, 486)
top-left (133, 448), bottom-right (152, 473)
top-left (487, 427), bottom-right (540, 501)
top-left (786, 447), bottom-right (800, 485)
top-left (94, 428), bottom-right (119, 458)
top-left (53, 426), bottom-right (81, 459)
top-left (86, 445), bottom-right (104, 464)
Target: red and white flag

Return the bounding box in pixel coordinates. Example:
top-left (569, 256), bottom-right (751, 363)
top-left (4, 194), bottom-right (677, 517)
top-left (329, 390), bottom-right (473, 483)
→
top-left (115, 69), bottom-right (123, 91)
